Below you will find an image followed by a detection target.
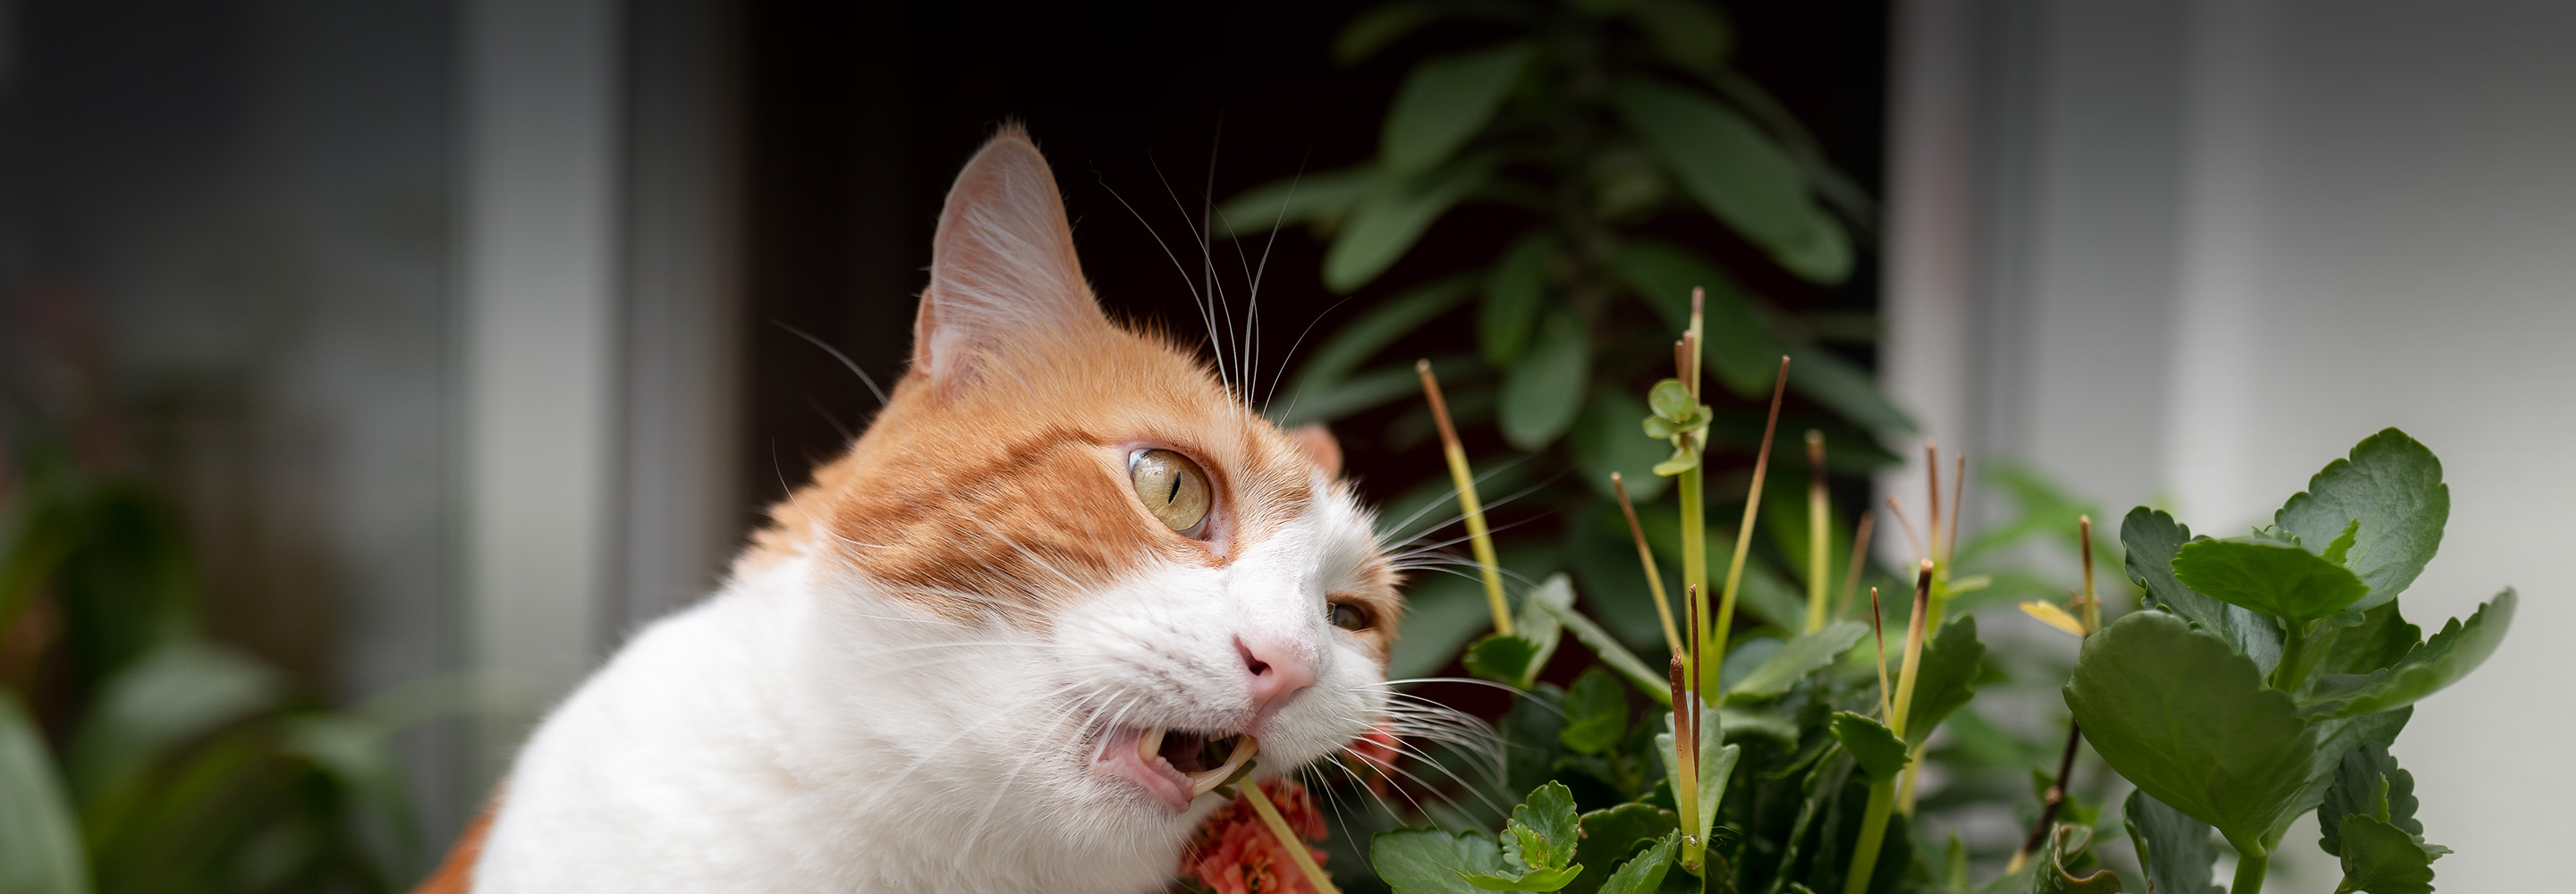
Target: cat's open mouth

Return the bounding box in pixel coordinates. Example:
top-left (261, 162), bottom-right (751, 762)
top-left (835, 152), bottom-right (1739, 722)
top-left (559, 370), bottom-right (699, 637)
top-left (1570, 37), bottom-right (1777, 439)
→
top-left (1093, 726), bottom-right (1256, 813)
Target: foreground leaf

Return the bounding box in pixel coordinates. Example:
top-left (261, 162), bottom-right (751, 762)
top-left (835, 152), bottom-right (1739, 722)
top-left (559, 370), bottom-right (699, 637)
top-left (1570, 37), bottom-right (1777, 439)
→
top-left (2124, 789), bottom-right (2223, 894)
top-left (1725, 620), bottom-right (1865, 699)
top-left (2170, 537), bottom-right (2370, 622)
top-left (2121, 508), bottom-right (2282, 671)
top-left (2307, 590), bottom-right (2513, 718)
top-left (2320, 742), bottom-right (2420, 857)
top-left (1829, 712), bottom-right (1909, 780)
top-left (0, 695), bottom-right (91, 894)
top-left (1384, 43), bottom-right (1534, 176)
top-left (1901, 614), bottom-right (1986, 746)
top-left (1377, 828), bottom-right (1509, 894)
top-left (1592, 831), bottom-right (1679, 894)
top-left (2275, 428), bottom-right (2448, 611)
top-left (1559, 669), bottom-right (1630, 755)
top-left (1466, 635), bottom-right (1543, 688)
top-left (1564, 805), bottom-right (1678, 894)
top-left (2064, 611), bottom-right (2316, 848)
top-left (1654, 709), bottom-right (1741, 839)
top-left (2334, 814), bottom-right (2438, 894)
top-left (2033, 824), bottom-right (2127, 894)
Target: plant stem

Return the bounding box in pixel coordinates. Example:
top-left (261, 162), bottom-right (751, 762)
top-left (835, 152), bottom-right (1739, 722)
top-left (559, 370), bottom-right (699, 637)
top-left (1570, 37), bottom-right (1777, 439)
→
top-left (2230, 839), bottom-right (2270, 894)
top-left (1614, 472), bottom-right (1684, 659)
top-left (1241, 778), bottom-right (1340, 894)
top-left (1888, 562), bottom-right (1935, 815)
top-left (1668, 655), bottom-right (1702, 871)
top-left (1806, 430), bottom-right (1829, 633)
top-left (2005, 720), bottom-right (2085, 873)
top-left (2272, 620), bottom-right (2312, 694)
top-left (1417, 360), bottom-right (1510, 637)
top-left (1835, 514), bottom-right (1875, 622)
top-left (1841, 778), bottom-right (1896, 894)
top-left (1710, 356), bottom-right (1791, 695)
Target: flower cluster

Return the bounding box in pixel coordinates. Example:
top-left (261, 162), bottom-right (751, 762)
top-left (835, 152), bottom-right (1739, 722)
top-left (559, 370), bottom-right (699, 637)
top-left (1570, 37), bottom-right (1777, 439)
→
top-left (1180, 778), bottom-right (1327, 894)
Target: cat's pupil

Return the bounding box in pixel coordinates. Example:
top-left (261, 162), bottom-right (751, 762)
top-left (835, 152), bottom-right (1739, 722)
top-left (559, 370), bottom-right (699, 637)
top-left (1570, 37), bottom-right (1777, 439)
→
top-left (1128, 448), bottom-right (1210, 534)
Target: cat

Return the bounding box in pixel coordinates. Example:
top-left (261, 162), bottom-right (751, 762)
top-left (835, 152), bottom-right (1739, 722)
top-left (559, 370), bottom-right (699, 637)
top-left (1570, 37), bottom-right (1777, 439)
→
top-left (418, 126), bottom-right (1406, 893)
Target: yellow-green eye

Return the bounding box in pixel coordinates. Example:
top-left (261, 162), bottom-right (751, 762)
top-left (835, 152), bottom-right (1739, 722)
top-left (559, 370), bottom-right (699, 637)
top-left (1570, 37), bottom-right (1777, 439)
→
top-left (1129, 449), bottom-right (1210, 534)
top-left (1329, 602), bottom-right (1370, 631)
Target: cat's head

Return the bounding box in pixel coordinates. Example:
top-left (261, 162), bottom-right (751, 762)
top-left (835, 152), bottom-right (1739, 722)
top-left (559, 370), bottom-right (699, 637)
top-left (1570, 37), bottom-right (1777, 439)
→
top-left (753, 126), bottom-right (1402, 828)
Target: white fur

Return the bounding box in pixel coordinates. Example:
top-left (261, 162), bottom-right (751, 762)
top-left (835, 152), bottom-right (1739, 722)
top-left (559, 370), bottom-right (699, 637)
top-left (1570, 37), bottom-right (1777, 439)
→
top-left (472, 468), bottom-right (1389, 893)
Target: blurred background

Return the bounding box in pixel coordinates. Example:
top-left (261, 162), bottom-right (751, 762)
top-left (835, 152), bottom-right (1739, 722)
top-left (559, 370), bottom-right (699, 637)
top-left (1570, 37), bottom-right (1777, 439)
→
top-left (0, 0), bottom-right (2568, 890)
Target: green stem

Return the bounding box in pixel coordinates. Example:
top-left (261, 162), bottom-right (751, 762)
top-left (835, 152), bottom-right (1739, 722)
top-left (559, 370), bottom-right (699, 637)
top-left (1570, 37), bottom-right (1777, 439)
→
top-left (1681, 463), bottom-right (1707, 679)
top-left (1241, 779), bottom-right (1340, 894)
top-left (2272, 620), bottom-right (2312, 694)
top-left (1841, 777), bottom-right (1896, 894)
top-left (2230, 839), bottom-right (2270, 894)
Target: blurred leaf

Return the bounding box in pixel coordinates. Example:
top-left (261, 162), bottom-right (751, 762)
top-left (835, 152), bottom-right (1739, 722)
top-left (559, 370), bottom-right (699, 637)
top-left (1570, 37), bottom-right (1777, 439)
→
top-left (1276, 274), bottom-right (1477, 406)
top-left (2335, 814), bottom-right (2440, 894)
top-left (68, 638), bottom-right (280, 803)
top-left (1769, 207), bottom-right (1854, 284)
top-left (1569, 391), bottom-right (1668, 502)
top-left (1499, 314), bottom-right (1591, 451)
top-left (1336, 3), bottom-right (1436, 65)
top-left (1609, 78), bottom-right (1841, 283)
top-left (1214, 165), bottom-right (1382, 239)
top-left (1733, 556), bottom-right (1807, 631)
top-left (0, 696), bottom-right (90, 894)
top-left (2064, 611), bottom-right (2316, 848)
top-left (1385, 44), bottom-right (1535, 176)
top-left (1604, 240), bottom-right (1776, 395)
top-left (1533, 596), bottom-right (1670, 707)
top-left (1625, 0), bottom-right (1732, 75)
top-left (2120, 508), bottom-right (2283, 672)
top-left (2123, 789), bottom-right (2223, 894)
top-left (1376, 452), bottom-right (1534, 547)
top-left (1516, 574), bottom-right (1576, 681)
top-left (1780, 344), bottom-right (1915, 434)
top-left (2306, 591), bottom-right (2512, 718)
top-left (1558, 669), bottom-right (1629, 754)
top-left (2170, 537), bottom-right (2370, 623)
top-left (1326, 156), bottom-right (1497, 291)
top-left (1277, 365), bottom-right (1431, 427)
top-left (1481, 233), bottom-right (1554, 366)
top-left (1725, 620), bottom-right (1864, 700)
top-left (1467, 635), bottom-right (1544, 688)
top-left (2273, 428), bottom-right (2447, 611)
top-left (1392, 574), bottom-right (1498, 681)
top-left (1900, 614), bottom-right (1984, 746)
top-left (1829, 712), bottom-right (1908, 780)
top-left (1377, 827), bottom-right (1510, 894)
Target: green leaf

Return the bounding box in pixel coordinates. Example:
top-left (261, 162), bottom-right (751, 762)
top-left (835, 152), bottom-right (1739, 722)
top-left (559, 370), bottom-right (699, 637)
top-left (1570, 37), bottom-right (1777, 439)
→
top-left (2171, 537), bottom-right (2371, 622)
top-left (1564, 805), bottom-right (1678, 894)
top-left (1645, 379), bottom-right (1696, 422)
top-left (1377, 828), bottom-right (1510, 894)
top-left (1604, 241), bottom-right (1778, 395)
top-left (1901, 614), bottom-right (1986, 746)
top-left (1481, 233), bottom-right (1554, 365)
top-left (1275, 274), bottom-right (1476, 411)
top-left (1275, 365), bottom-right (1430, 427)
top-left (1532, 595), bottom-right (1671, 705)
top-left (1609, 79), bottom-right (1844, 283)
top-left (1591, 831), bottom-right (1679, 894)
top-left (1504, 685), bottom-right (1570, 798)
top-left (1467, 635), bottom-right (1544, 687)
top-left (1780, 344), bottom-right (1916, 434)
top-left (0, 695), bottom-right (91, 894)
top-left (1499, 313), bottom-right (1591, 450)
top-left (2275, 428), bottom-right (2448, 611)
top-left (2032, 824), bottom-right (2127, 894)
top-left (2319, 742), bottom-right (2420, 857)
top-left (1770, 207), bottom-right (1855, 284)
top-left (2063, 611), bottom-right (2317, 848)
top-left (67, 638), bottom-right (281, 801)
top-left (1570, 391), bottom-right (1669, 502)
top-left (1383, 44), bottom-right (1535, 176)
top-left (1829, 711), bottom-right (1910, 780)
top-left (1560, 669), bottom-right (1630, 755)
top-left (1335, 3), bottom-right (1435, 65)
top-left (1215, 165), bottom-right (1382, 239)
top-left (1392, 573), bottom-right (1504, 681)
top-left (2334, 814), bottom-right (2438, 894)
top-left (2307, 590), bottom-right (2513, 718)
top-left (1514, 574), bottom-right (1575, 682)
top-left (1724, 620), bottom-right (1864, 699)
top-left (1513, 781), bottom-right (1582, 869)
top-left (1462, 865), bottom-right (1583, 892)
top-left (1325, 156), bottom-right (1496, 291)
top-left (2317, 600), bottom-right (2422, 679)
top-left (2123, 789), bottom-right (2223, 894)
top-left (2121, 507), bottom-right (2283, 671)
top-left (1653, 709), bottom-right (1741, 839)
top-left (1625, 0), bottom-right (1732, 75)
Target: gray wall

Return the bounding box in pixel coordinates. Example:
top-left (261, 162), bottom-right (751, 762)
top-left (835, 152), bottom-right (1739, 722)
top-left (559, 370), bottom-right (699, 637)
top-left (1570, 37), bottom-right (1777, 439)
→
top-left (1889, 1), bottom-right (2576, 887)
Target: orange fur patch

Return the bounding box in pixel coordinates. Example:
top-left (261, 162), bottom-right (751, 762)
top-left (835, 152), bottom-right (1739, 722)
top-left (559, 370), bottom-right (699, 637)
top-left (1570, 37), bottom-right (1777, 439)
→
top-left (410, 789), bottom-right (500, 894)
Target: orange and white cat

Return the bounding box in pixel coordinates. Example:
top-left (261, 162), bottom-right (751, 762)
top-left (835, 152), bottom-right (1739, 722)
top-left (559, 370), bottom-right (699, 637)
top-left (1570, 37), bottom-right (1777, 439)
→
top-left (423, 128), bottom-right (1404, 893)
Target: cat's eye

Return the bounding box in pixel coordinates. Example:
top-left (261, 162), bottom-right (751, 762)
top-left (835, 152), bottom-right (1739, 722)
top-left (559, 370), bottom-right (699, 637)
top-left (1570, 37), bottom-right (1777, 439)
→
top-left (1329, 602), bottom-right (1370, 632)
top-left (1129, 449), bottom-right (1211, 535)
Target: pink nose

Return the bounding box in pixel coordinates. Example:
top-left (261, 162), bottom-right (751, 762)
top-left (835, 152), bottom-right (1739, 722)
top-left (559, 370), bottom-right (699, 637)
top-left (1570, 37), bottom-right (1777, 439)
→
top-left (1238, 637), bottom-right (1317, 733)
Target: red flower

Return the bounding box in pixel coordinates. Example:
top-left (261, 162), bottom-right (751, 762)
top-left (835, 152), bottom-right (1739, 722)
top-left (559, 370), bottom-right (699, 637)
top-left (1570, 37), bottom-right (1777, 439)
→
top-left (1181, 779), bottom-right (1327, 894)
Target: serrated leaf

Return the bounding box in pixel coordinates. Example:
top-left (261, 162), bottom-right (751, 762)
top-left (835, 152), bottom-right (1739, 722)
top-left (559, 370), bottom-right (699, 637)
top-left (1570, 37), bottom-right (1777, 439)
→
top-left (0, 695), bottom-right (90, 894)
top-left (1513, 781), bottom-right (1582, 869)
top-left (2275, 428), bottom-right (2448, 611)
top-left (1565, 805), bottom-right (1678, 894)
top-left (1384, 44), bottom-right (1534, 176)
top-left (1377, 827), bottom-right (1509, 894)
top-left (2334, 814), bottom-right (2438, 894)
top-left (1482, 233), bottom-right (1553, 365)
top-left (1902, 614), bottom-right (1986, 746)
top-left (1500, 314), bottom-right (1591, 450)
top-left (1605, 241), bottom-right (1778, 394)
top-left (2124, 789), bottom-right (2223, 894)
top-left (2307, 590), bottom-right (2513, 718)
top-left (1326, 157), bottom-right (1496, 291)
top-left (2320, 742), bottom-right (2420, 857)
top-left (1592, 831), bottom-right (1679, 894)
top-left (1215, 165), bottom-right (1382, 239)
top-left (1560, 669), bottom-right (1630, 755)
top-left (1830, 711), bottom-right (1910, 780)
top-left (2063, 611), bottom-right (2317, 848)
top-left (2171, 536), bottom-right (2371, 622)
top-left (2121, 508), bottom-right (2283, 672)
top-left (1724, 620), bottom-right (1864, 699)
top-left (1570, 391), bottom-right (1669, 502)
top-left (1462, 865), bottom-right (1583, 892)
top-left (1608, 78), bottom-right (1841, 283)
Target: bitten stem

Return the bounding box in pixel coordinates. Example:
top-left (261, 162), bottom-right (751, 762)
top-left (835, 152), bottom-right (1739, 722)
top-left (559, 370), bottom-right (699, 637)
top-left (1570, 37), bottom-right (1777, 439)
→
top-left (1417, 359), bottom-right (1509, 637)
top-left (1239, 772), bottom-right (1339, 894)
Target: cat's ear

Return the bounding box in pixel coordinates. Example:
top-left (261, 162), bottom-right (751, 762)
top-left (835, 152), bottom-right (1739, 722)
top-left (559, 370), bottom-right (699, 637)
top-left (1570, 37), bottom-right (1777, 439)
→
top-left (1286, 424), bottom-right (1343, 477)
top-left (913, 125), bottom-right (1106, 387)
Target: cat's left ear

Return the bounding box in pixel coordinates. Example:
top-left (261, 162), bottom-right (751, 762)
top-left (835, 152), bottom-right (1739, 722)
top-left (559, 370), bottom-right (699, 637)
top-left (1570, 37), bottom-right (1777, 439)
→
top-left (913, 125), bottom-right (1107, 387)
top-left (1286, 424), bottom-right (1343, 477)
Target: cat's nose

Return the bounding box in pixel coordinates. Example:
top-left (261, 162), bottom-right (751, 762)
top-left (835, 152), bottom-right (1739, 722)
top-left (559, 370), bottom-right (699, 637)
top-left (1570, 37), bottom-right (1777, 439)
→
top-left (1237, 636), bottom-right (1316, 732)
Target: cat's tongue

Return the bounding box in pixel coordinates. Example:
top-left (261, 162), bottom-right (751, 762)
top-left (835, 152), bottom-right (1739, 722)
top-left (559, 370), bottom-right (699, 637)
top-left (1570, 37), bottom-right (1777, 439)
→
top-left (1095, 727), bottom-right (1255, 813)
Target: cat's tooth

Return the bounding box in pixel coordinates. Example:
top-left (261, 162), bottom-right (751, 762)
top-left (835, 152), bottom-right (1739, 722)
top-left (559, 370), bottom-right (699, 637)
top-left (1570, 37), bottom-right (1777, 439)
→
top-left (1188, 736), bottom-right (1260, 797)
top-left (1138, 727), bottom-right (1165, 763)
